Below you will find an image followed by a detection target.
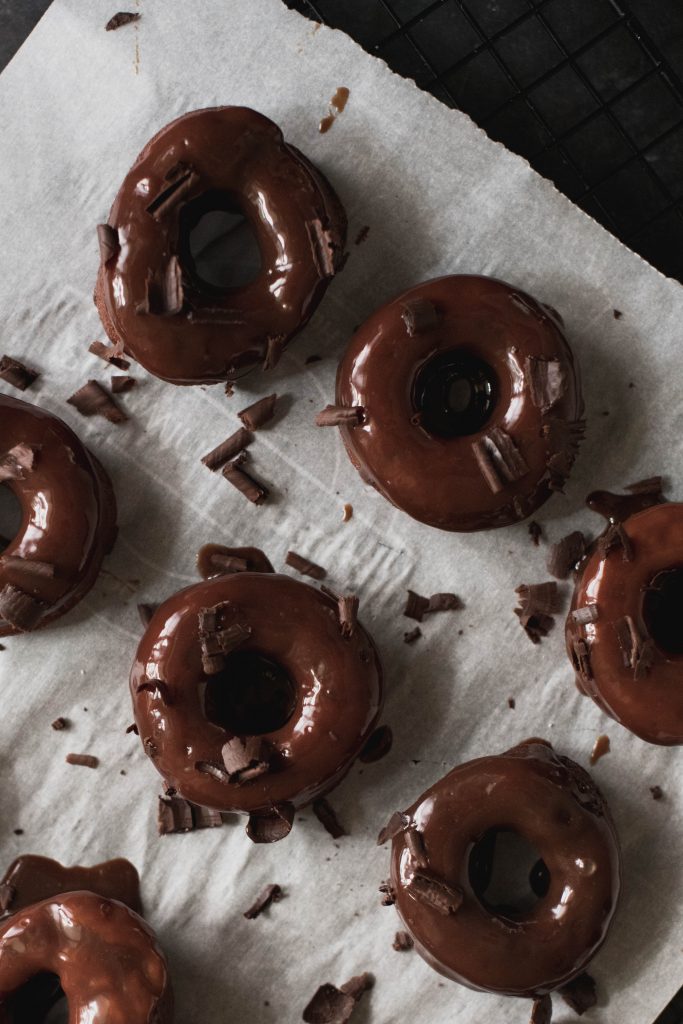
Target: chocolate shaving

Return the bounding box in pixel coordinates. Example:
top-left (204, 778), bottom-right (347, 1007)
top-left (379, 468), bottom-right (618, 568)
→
top-left (379, 881), bottom-right (396, 906)
top-left (572, 637), bottom-right (592, 681)
top-left (530, 994), bottom-right (552, 1024)
top-left (0, 443), bottom-right (38, 483)
top-left (650, 785), bottom-right (664, 801)
top-left (515, 582), bottom-right (562, 617)
top-left (306, 218), bottom-right (340, 279)
top-left (96, 224), bottom-right (119, 266)
top-left (403, 626), bottom-right (422, 644)
top-left (625, 476), bottom-right (664, 495)
top-left (340, 974), bottom-right (373, 1001)
top-left (400, 297), bottom-right (439, 336)
top-left (525, 355), bottom-right (565, 411)
top-left (222, 460), bottom-right (268, 505)
top-left (1, 556), bottom-right (55, 580)
top-left (377, 811), bottom-right (410, 846)
top-left (221, 736), bottom-right (271, 783)
top-left (405, 827), bottom-right (428, 868)
top-left (472, 427), bottom-right (529, 493)
top-left (285, 550), bottom-right (327, 580)
top-left (359, 725), bottom-right (393, 763)
top-left (136, 679), bottom-right (173, 705)
top-left (0, 583), bottom-right (45, 631)
top-left (615, 615), bottom-right (655, 679)
top-left (0, 355), bottom-right (39, 391)
top-left (88, 340), bottom-right (130, 370)
top-left (263, 334), bottom-right (286, 371)
top-left (65, 753), bottom-right (98, 769)
top-left (338, 594), bottom-right (359, 638)
top-left (572, 605), bottom-right (599, 625)
top-left (315, 405), bottom-right (364, 427)
top-left (201, 427), bottom-right (253, 471)
top-left (547, 531), bottom-right (586, 579)
top-left (392, 931), bottom-right (413, 951)
top-left (126, 723), bottom-right (138, 734)
top-left (408, 871), bottom-right (463, 915)
top-left (403, 590), bottom-right (462, 622)
top-left (146, 169), bottom-right (199, 220)
top-left (157, 795), bottom-right (193, 834)
top-left (303, 974), bottom-right (372, 1024)
top-left (238, 394), bottom-right (277, 431)
top-left (163, 256), bottom-right (184, 315)
top-left (246, 802), bottom-right (295, 844)
top-left (528, 520), bottom-right (543, 546)
top-left (137, 603), bottom-right (157, 626)
top-left (67, 380), bottom-right (127, 424)
top-left (105, 11), bottom-right (140, 30)
top-left (195, 760), bottom-right (232, 785)
top-left (51, 717), bottom-right (68, 731)
top-left (111, 375), bottom-right (136, 393)
top-left (0, 881), bottom-right (15, 915)
top-left (244, 883), bottom-right (283, 920)
top-left (198, 608), bottom-right (251, 675)
top-left (515, 608), bottom-right (555, 644)
top-left (312, 797), bottom-right (347, 838)
top-left (543, 418), bottom-right (586, 490)
top-left (599, 522), bottom-right (634, 561)
top-left (559, 972), bottom-right (597, 1015)
top-left (193, 805), bottom-right (223, 829)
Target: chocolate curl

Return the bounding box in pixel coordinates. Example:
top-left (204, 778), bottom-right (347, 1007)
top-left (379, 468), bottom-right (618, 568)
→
top-left (96, 223), bottom-right (119, 263)
top-left (472, 427), bottom-right (529, 493)
top-left (238, 394), bottom-right (277, 431)
top-left (403, 590), bottom-right (462, 622)
top-left (400, 297), bottom-right (439, 336)
top-left (315, 404), bottom-right (364, 427)
top-left (88, 340), bottom-right (130, 371)
top-left (163, 256), bottom-right (184, 315)
top-left (572, 637), bottom-right (592, 681)
top-left (0, 356), bottom-right (39, 391)
top-left (65, 753), bottom-right (99, 769)
top-left (67, 381), bottom-right (127, 424)
top-left (338, 594), bottom-right (359, 637)
top-left (0, 583), bottom-right (46, 631)
top-left (157, 795), bottom-right (224, 835)
top-left (0, 556), bottom-right (55, 581)
top-left (379, 881), bottom-right (396, 906)
top-left (571, 605), bottom-right (599, 626)
top-left (405, 827), bottom-right (428, 869)
top-left (306, 218), bottom-right (340, 278)
top-left (0, 443), bottom-right (38, 483)
top-left (599, 522), bottom-right (634, 561)
top-left (530, 994), bottom-right (552, 1024)
top-left (515, 582), bottom-right (562, 617)
top-left (146, 169), bottom-right (199, 220)
top-left (105, 11), bottom-right (141, 30)
top-left (201, 428), bottom-right (254, 472)
top-left (615, 615), bottom-right (655, 680)
top-left (377, 811), bottom-right (410, 845)
top-left (525, 355), bottom-right (566, 411)
top-left (547, 530), bottom-right (586, 579)
top-left (263, 334), bottom-right (286, 371)
top-left (393, 931), bottom-right (413, 951)
top-left (408, 872), bottom-right (463, 915)
top-left (303, 974), bottom-right (373, 1024)
top-left (221, 736), bottom-right (271, 784)
top-left (222, 459), bottom-right (269, 505)
top-left (246, 802), bottom-right (295, 844)
top-left (285, 550), bottom-right (327, 581)
top-left (312, 797), bottom-right (347, 838)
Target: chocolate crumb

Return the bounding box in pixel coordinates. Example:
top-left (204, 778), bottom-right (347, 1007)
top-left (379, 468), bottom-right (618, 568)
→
top-left (342, 503), bottom-right (353, 522)
top-left (403, 590), bottom-right (462, 622)
top-left (338, 594), bottom-right (359, 637)
top-left (105, 11), bottom-right (141, 30)
top-left (530, 994), bottom-right (552, 1024)
top-left (244, 883), bottom-right (283, 920)
top-left (51, 717), bottom-right (68, 731)
top-left (0, 355), bottom-right (39, 392)
top-left (392, 930), bottom-right (413, 951)
top-left (403, 626), bottom-right (422, 644)
top-left (303, 973), bottom-right (373, 1024)
top-left (65, 753), bottom-right (99, 769)
top-left (508, 698), bottom-right (516, 709)
top-left (315, 404), bottom-right (364, 427)
top-left (313, 797), bottom-right (347, 838)
top-left (590, 734), bottom-right (610, 765)
top-left (354, 225), bottom-right (370, 246)
top-left (285, 550), bottom-right (327, 580)
top-left (238, 394), bottom-right (277, 431)
top-left (613, 309), bottom-right (623, 319)
top-left (560, 972), bottom-right (597, 1015)
top-left (400, 297), bottom-right (439, 336)
top-left (88, 340), bottom-right (130, 370)
top-left (246, 802), bottom-right (295, 844)
top-left (528, 521), bottom-right (543, 546)
top-left (67, 380), bottom-right (127, 424)
top-left (96, 223), bottom-right (119, 264)
top-left (222, 459), bottom-right (268, 504)
top-left (650, 785), bottom-right (664, 801)
top-left (547, 531), bottom-right (586, 579)
top-left (408, 872), bottom-right (463, 915)
top-left (110, 375), bottom-right (136, 393)
top-left (201, 428), bottom-right (253, 472)
top-left (137, 603), bottom-right (158, 627)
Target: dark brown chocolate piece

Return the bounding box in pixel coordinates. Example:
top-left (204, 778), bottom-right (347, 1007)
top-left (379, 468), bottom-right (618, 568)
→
top-left (525, 355), bottom-right (565, 411)
top-left (359, 725), bottom-right (393, 763)
top-left (201, 427), bottom-right (253, 471)
top-left (613, 309), bottom-right (623, 319)
top-left (341, 503), bottom-right (353, 522)
top-left (306, 219), bottom-right (339, 279)
top-left (303, 973), bottom-right (372, 1024)
top-left (405, 827), bottom-right (428, 868)
top-left (572, 637), bottom-right (592, 681)
top-left (0, 442), bottom-right (38, 482)
top-left (403, 626), bottom-right (422, 644)
top-left (316, 404), bottom-right (364, 427)
top-left (625, 476), bottom-right (663, 495)
top-left (111, 375), bottom-right (136, 393)
top-left (263, 333), bottom-right (286, 371)
top-left (193, 805), bottom-right (223, 829)
top-left (598, 522), bottom-right (634, 561)
top-left (146, 170), bottom-right (199, 221)
top-left (238, 394), bottom-right (277, 431)
top-left (312, 797), bottom-right (347, 838)
top-left (547, 531), bottom-right (586, 579)
top-left (559, 971), bottom-right (597, 1015)
top-left (65, 753), bottom-right (99, 768)
top-left (472, 427), bottom-right (529, 494)
top-left (285, 550), bottom-right (327, 580)
top-left (196, 544), bottom-right (274, 578)
top-left (392, 931), bottom-right (413, 951)
top-left (403, 589), bottom-right (462, 622)
top-left (400, 297), bottom-right (439, 336)
top-left (222, 459), bottom-right (268, 504)
top-left (157, 795), bottom-right (223, 834)
top-left (586, 482), bottom-right (665, 524)
top-left (1, 556), bottom-right (55, 580)
top-left (198, 605), bottom-right (251, 674)
top-left (338, 594), bottom-right (359, 638)
top-left (530, 994), bottom-right (552, 1024)
top-left (0, 355), bottom-right (39, 391)
top-left (221, 736), bottom-right (271, 783)
top-left (97, 223), bottom-right (119, 264)
top-left (88, 340), bottom-right (130, 370)
top-left (590, 734), bottom-right (610, 765)
top-left (515, 582), bottom-right (561, 617)
top-left (0, 583), bottom-right (46, 631)
top-left (137, 603), bottom-right (158, 626)
top-left (67, 380), bottom-right (127, 424)
top-left (650, 785), bottom-right (663, 801)
top-left (377, 811), bottom-right (409, 846)
top-left (163, 256), bottom-right (184, 315)
top-left (105, 11), bottom-right (141, 30)
top-left (51, 717), bottom-right (68, 731)
top-left (528, 520), bottom-right (542, 546)
top-left (408, 871), bottom-right (463, 915)
top-left (508, 697), bottom-right (516, 709)
top-left (246, 802), bottom-right (295, 844)
top-left (354, 226), bottom-right (370, 246)
top-left (614, 615), bottom-right (655, 679)
top-left (243, 883), bottom-right (283, 920)
top-left (126, 723), bottom-right (138, 734)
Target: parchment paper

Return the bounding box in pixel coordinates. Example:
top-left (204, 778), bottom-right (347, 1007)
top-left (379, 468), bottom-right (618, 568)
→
top-left (0, 1), bottom-right (681, 1021)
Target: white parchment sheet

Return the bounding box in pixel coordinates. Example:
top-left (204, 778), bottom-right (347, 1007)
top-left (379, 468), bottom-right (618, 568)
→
top-left (0, 1), bottom-right (682, 1021)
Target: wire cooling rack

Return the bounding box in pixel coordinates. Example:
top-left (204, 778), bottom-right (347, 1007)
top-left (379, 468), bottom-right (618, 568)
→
top-left (285, 0), bottom-right (683, 283)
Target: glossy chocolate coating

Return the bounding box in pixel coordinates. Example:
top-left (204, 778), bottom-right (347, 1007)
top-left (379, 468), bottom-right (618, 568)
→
top-left (388, 739), bottom-right (620, 996)
top-left (95, 106), bottom-right (347, 385)
top-left (0, 395), bottom-right (117, 636)
top-left (566, 502), bottom-right (683, 744)
top-left (0, 855), bottom-right (142, 917)
top-left (335, 275), bottom-right (583, 531)
top-left (130, 573), bottom-right (383, 821)
top-left (0, 891), bottom-right (172, 1023)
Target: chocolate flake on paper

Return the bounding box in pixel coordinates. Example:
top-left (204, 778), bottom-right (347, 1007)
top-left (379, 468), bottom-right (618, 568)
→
top-left (67, 381), bottom-right (127, 424)
top-left (88, 340), bottom-right (130, 370)
top-left (238, 394), bottom-right (277, 431)
top-left (243, 883), bottom-right (283, 920)
top-left (285, 550), bottom-right (327, 580)
top-left (0, 355), bottom-right (39, 391)
top-left (201, 428), bottom-right (253, 471)
top-left (313, 797), bottom-right (347, 838)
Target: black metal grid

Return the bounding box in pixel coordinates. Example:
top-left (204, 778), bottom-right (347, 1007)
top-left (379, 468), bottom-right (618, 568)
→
top-left (285, 0), bottom-right (683, 282)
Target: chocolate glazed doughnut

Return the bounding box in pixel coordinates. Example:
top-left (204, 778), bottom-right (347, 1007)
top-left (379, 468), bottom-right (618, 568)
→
top-left (95, 106), bottom-right (347, 385)
top-left (0, 394), bottom-right (117, 636)
top-left (380, 739), bottom-right (620, 997)
top-left (130, 572), bottom-right (383, 842)
top-left (566, 483), bottom-right (683, 745)
top-left (326, 275), bottom-right (584, 531)
top-left (0, 891), bottom-right (172, 1023)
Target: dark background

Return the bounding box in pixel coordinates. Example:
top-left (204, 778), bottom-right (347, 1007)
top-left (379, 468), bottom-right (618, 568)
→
top-left (0, 1), bottom-right (682, 1021)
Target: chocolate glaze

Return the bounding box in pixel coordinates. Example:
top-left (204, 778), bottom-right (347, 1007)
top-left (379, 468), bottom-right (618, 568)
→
top-left (130, 573), bottom-right (383, 836)
top-left (387, 739), bottom-right (620, 996)
top-left (0, 395), bottom-right (117, 636)
top-left (566, 502), bottom-right (683, 744)
top-left (334, 275), bottom-right (583, 531)
top-left (0, 855), bottom-right (142, 917)
top-left (196, 543), bottom-right (274, 578)
top-left (0, 891), bottom-right (172, 1023)
top-left (95, 107), bottom-right (347, 385)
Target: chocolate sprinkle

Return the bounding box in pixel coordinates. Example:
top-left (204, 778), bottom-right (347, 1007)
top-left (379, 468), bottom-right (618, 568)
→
top-left (400, 297), bottom-right (439, 336)
top-left (221, 736), bottom-right (271, 784)
top-left (105, 11), bottom-right (141, 30)
top-left (472, 427), bottom-right (529, 493)
top-left (244, 883), bottom-right (283, 920)
top-left (222, 459), bottom-right (268, 505)
top-left (312, 797), bottom-right (347, 838)
top-left (96, 223), bottom-right (119, 264)
top-left (67, 380), bottom-right (127, 424)
top-left (111, 375), bottom-right (136, 393)
top-left (238, 394), bottom-right (277, 431)
top-left (303, 974), bottom-right (373, 1024)
top-left (547, 531), bottom-right (586, 579)
top-left (614, 615), bottom-right (655, 679)
top-left (530, 994), bottom-right (552, 1024)
top-left (392, 931), bottom-right (413, 951)
top-left (51, 717), bottom-right (68, 731)
top-left (246, 802), bottom-right (295, 844)
top-left (359, 725), bottom-right (393, 763)
top-left (201, 427), bottom-right (253, 472)
top-left (65, 753), bottom-right (99, 769)
top-left (560, 972), bottom-right (597, 1015)
top-left (315, 405), bottom-right (364, 427)
top-left (377, 811), bottom-right (410, 846)
top-left (285, 550), bottom-right (327, 581)
top-left (0, 355), bottom-right (39, 392)
top-left (0, 443), bottom-right (38, 483)
top-left (403, 590), bottom-right (462, 622)
top-left (0, 583), bottom-right (45, 631)
top-left (650, 785), bottom-right (664, 801)
top-left (88, 340), bottom-right (130, 371)
top-left (338, 594), bottom-right (359, 638)
top-left (528, 520), bottom-right (543, 546)
top-left (403, 626), bottom-right (422, 644)
top-left (525, 355), bottom-right (565, 411)
top-left (408, 871), bottom-right (463, 915)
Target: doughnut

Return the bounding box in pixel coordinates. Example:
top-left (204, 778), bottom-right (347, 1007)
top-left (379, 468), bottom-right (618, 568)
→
top-left (94, 106), bottom-right (347, 385)
top-left (130, 571), bottom-right (383, 842)
top-left (380, 738), bottom-right (620, 996)
top-left (0, 891), bottom-right (172, 1023)
top-left (0, 394), bottom-right (117, 636)
top-left (325, 275), bottom-right (584, 531)
top-left (566, 485), bottom-right (683, 745)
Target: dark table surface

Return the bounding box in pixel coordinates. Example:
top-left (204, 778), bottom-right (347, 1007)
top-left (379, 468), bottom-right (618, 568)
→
top-left (0, 1), bottom-right (681, 1022)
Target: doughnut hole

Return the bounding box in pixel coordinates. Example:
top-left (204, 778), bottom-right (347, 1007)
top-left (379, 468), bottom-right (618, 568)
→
top-left (0, 484), bottom-right (22, 552)
top-left (412, 350), bottom-right (498, 438)
top-left (4, 973), bottom-right (68, 1024)
top-left (179, 189), bottom-right (262, 292)
top-left (204, 651), bottom-right (297, 735)
top-left (642, 567), bottom-right (683, 658)
top-left (468, 828), bottom-right (550, 920)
